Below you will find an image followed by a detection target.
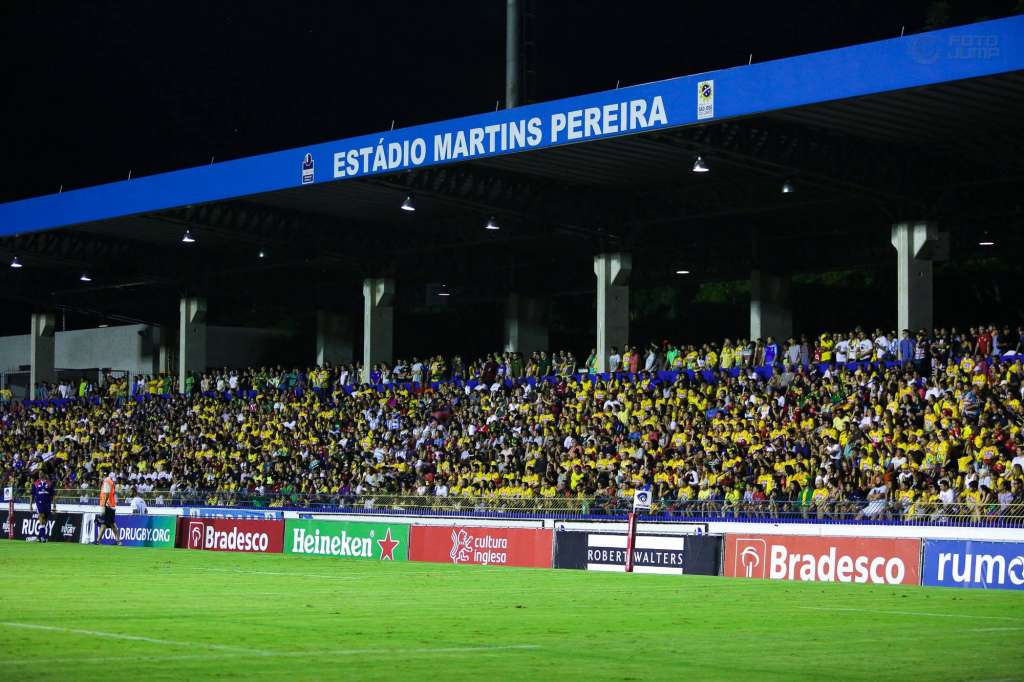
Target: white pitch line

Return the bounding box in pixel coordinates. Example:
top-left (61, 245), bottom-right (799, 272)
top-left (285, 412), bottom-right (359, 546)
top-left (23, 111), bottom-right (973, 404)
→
top-left (0, 642), bottom-right (541, 667)
top-left (798, 607), bottom-right (1024, 622)
top-left (0, 622), bottom-right (265, 654)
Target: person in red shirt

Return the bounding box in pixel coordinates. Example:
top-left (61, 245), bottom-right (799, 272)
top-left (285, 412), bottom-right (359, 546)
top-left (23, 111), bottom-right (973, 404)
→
top-left (975, 327), bottom-right (993, 357)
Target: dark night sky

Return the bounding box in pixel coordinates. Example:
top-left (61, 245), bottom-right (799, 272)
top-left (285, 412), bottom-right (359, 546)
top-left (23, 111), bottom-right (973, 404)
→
top-left (1, 1), bottom-right (1019, 203)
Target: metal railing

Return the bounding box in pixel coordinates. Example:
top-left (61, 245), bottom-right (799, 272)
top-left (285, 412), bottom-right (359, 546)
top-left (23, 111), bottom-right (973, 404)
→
top-left (37, 489), bottom-right (1024, 527)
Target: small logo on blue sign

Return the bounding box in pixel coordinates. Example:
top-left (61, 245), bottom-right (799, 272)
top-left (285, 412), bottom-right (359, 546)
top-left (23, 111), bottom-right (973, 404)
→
top-left (301, 153), bottom-right (314, 184)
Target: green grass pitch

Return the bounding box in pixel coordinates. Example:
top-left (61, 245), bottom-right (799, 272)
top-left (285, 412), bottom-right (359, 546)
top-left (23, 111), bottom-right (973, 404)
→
top-left (1, 543), bottom-right (1023, 681)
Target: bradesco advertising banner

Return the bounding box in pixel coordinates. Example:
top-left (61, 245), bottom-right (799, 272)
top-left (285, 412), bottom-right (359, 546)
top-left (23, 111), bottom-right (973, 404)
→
top-left (922, 540), bottom-right (1024, 590)
top-left (724, 534), bottom-right (920, 585)
top-left (284, 519), bottom-right (408, 561)
top-left (554, 532), bottom-right (721, 575)
top-left (184, 517), bottom-right (284, 553)
top-left (2, 511), bottom-right (83, 542)
top-left (409, 526), bottom-right (552, 568)
top-left (95, 515), bottom-right (176, 547)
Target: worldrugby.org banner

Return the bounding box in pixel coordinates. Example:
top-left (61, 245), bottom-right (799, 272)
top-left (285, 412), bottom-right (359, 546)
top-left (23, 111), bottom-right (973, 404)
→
top-left (93, 515), bottom-right (176, 548)
top-left (181, 517), bottom-right (284, 553)
top-left (2, 510), bottom-right (83, 542)
top-left (284, 519), bottom-right (408, 561)
top-left (922, 539), bottom-right (1024, 590)
top-left (553, 532), bottom-right (721, 575)
top-left (409, 526), bottom-right (552, 568)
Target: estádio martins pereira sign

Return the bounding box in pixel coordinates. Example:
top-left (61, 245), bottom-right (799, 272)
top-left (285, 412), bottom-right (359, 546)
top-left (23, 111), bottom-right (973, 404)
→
top-left (332, 96), bottom-right (668, 179)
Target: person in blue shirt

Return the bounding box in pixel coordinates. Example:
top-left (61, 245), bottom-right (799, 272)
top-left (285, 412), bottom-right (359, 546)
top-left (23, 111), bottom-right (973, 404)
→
top-left (764, 336), bottom-right (779, 367)
top-left (898, 329), bottom-right (916, 362)
top-left (31, 470), bottom-right (55, 543)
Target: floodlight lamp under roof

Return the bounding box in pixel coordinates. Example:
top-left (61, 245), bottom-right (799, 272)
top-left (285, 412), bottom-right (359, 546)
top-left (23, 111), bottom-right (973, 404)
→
top-left (400, 195), bottom-right (416, 212)
top-left (692, 156), bottom-right (709, 173)
top-left (181, 229), bottom-right (196, 243)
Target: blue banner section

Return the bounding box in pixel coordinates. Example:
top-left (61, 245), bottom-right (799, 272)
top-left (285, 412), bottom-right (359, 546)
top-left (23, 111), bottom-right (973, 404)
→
top-left (95, 514), bottom-right (176, 547)
top-left (183, 507), bottom-right (283, 520)
top-left (922, 539), bottom-right (1024, 590)
top-left (0, 16), bottom-right (1021, 235)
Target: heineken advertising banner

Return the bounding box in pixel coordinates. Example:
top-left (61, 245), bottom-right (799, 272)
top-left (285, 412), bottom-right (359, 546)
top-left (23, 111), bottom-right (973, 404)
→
top-left (284, 519), bottom-right (408, 561)
top-left (95, 514), bottom-right (176, 547)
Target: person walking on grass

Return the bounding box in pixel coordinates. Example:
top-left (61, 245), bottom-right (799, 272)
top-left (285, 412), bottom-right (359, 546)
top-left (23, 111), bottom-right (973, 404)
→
top-left (93, 472), bottom-right (121, 545)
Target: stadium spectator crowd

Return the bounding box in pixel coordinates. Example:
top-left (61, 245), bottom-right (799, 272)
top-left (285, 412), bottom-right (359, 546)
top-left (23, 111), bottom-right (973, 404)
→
top-left (3, 324), bottom-right (1024, 523)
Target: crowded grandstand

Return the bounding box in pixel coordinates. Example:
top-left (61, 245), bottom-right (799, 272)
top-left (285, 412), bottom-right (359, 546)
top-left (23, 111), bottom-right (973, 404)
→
top-left (5, 324), bottom-right (1022, 523)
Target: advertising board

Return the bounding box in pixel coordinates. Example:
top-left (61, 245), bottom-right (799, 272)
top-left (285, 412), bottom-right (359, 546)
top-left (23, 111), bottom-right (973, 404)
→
top-left (724, 534), bottom-right (920, 585)
top-left (922, 539), bottom-right (1024, 590)
top-left (184, 518), bottom-right (284, 553)
top-left (554, 532), bottom-right (721, 575)
top-left (284, 519), bottom-right (408, 561)
top-left (95, 515), bottom-right (176, 547)
top-left (2, 511), bottom-right (83, 543)
top-left (409, 526), bottom-right (552, 568)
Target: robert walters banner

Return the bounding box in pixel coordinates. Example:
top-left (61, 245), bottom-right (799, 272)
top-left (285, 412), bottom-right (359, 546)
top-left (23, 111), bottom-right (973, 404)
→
top-left (285, 519), bottom-right (408, 561)
top-left (95, 515), bottom-right (176, 547)
top-left (922, 539), bottom-right (1024, 590)
top-left (554, 532), bottom-right (721, 575)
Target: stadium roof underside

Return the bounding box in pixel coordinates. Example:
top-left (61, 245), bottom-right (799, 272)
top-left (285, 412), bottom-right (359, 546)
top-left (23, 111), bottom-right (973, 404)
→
top-left (1, 16), bottom-right (1022, 330)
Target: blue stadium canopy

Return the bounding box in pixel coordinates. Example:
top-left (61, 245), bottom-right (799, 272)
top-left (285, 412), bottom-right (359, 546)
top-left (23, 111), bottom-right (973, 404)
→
top-left (2, 15), bottom-right (1022, 237)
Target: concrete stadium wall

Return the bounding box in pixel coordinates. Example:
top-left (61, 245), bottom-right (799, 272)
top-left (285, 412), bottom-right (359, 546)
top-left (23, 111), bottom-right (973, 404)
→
top-left (0, 324), bottom-right (298, 376)
top-left (0, 324), bottom-right (157, 375)
top-left (207, 326), bottom-right (297, 369)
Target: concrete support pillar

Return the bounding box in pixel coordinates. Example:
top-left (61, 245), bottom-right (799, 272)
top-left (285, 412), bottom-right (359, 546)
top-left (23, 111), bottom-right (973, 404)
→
top-left (30, 311), bottom-right (57, 394)
top-left (750, 270), bottom-right (793, 342)
top-left (316, 311), bottom-right (353, 366)
top-left (503, 294), bottom-right (548, 355)
top-left (362, 278), bottom-right (395, 383)
top-left (153, 326), bottom-right (176, 375)
top-left (594, 253), bottom-right (631, 373)
top-left (891, 222), bottom-right (940, 333)
top-left (178, 297), bottom-right (207, 393)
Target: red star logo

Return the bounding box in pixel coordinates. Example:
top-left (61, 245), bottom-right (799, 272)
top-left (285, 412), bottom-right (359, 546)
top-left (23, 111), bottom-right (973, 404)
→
top-left (376, 528), bottom-right (400, 560)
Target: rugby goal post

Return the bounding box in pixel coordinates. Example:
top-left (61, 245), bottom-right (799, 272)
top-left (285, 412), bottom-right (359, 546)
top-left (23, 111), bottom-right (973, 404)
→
top-left (4, 486), bottom-right (12, 540)
top-left (625, 489), bottom-right (652, 573)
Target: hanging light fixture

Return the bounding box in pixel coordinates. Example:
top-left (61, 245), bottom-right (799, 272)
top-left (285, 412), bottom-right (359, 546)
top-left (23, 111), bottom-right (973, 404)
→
top-left (437, 283), bottom-right (451, 297)
top-left (258, 249), bottom-right (266, 259)
top-left (675, 269), bottom-right (691, 275)
top-left (485, 216), bottom-right (500, 230)
top-left (978, 230), bottom-right (995, 247)
top-left (781, 179), bottom-right (795, 194)
top-left (80, 272), bottom-right (92, 282)
top-left (181, 228), bottom-right (196, 244)
top-left (9, 256), bottom-right (22, 269)
top-left (400, 195), bottom-right (416, 212)
top-left (692, 156), bottom-right (709, 173)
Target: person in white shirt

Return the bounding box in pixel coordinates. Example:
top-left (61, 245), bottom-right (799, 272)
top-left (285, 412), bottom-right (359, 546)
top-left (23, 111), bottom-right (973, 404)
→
top-left (835, 338), bottom-right (849, 363)
top-left (856, 335), bottom-right (873, 362)
top-left (129, 488), bottom-right (148, 515)
top-left (608, 347), bottom-right (621, 373)
top-left (874, 332), bottom-right (890, 360)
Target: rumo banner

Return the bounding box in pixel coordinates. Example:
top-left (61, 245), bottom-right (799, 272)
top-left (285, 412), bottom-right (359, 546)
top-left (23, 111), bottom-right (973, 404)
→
top-left (2, 511), bottom-right (83, 543)
top-left (553, 532), bottom-right (721, 575)
top-left (95, 515), bottom-right (176, 547)
top-left (724, 534), bottom-right (921, 585)
top-left (922, 539), bottom-right (1024, 590)
top-left (409, 526), bottom-right (552, 568)
top-left (183, 518), bottom-right (284, 553)
top-left (284, 519), bottom-right (408, 561)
